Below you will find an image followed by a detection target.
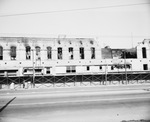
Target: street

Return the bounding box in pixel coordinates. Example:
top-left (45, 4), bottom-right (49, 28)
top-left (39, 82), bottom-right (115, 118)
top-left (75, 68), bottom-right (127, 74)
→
top-left (0, 84), bottom-right (150, 122)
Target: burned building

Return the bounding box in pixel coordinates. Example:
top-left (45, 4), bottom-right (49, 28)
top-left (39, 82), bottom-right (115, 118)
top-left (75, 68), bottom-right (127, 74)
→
top-left (0, 36), bottom-right (150, 77)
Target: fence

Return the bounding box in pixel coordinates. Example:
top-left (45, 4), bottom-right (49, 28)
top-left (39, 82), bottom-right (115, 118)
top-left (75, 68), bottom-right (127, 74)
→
top-left (0, 71), bottom-right (150, 89)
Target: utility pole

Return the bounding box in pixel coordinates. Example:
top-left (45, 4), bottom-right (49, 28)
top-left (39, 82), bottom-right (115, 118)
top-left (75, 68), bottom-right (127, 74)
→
top-left (105, 59), bottom-right (108, 85)
top-left (124, 51), bottom-right (127, 84)
top-left (32, 49), bottom-right (35, 88)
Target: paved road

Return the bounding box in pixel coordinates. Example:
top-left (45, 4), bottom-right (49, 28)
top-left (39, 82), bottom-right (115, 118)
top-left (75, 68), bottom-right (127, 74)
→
top-left (0, 84), bottom-right (150, 122)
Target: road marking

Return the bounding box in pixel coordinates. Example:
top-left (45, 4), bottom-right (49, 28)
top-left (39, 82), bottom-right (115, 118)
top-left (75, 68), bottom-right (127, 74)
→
top-left (9, 96), bottom-right (150, 106)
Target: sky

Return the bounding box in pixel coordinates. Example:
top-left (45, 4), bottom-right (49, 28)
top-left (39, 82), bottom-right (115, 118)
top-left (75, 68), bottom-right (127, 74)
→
top-left (0, 0), bottom-right (150, 48)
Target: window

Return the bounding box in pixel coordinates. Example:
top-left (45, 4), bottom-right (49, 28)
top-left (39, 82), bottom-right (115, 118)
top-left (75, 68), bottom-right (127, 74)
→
top-left (87, 66), bottom-right (90, 71)
top-left (35, 46), bottom-right (41, 60)
top-left (91, 47), bottom-right (95, 59)
top-left (58, 47), bottom-right (62, 59)
top-left (0, 46), bottom-right (3, 60)
top-left (26, 46), bottom-right (31, 60)
top-left (66, 66), bottom-right (76, 73)
top-left (46, 67), bottom-right (51, 74)
top-left (143, 64), bottom-right (148, 70)
top-left (79, 47), bottom-right (84, 59)
top-left (111, 66), bottom-right (114, 70)
top-left (47, 47), bottom-right (52, 59)
top-left (10, 46), bottom-right (16, 60)
top-left (69, 47), bottom-right (73, 59)
top-left (99, 66), bottom-right (102, 70)
top-left (142, 47), bottom-right (147, 58)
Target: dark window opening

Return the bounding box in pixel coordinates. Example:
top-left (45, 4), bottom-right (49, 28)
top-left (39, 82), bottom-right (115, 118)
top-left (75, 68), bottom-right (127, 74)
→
top-left (10, 46), bottom-right (16, 60)
top-left (87, 66), bottom-right (90, 71)
top-left (35, 46), bottom-right (41, 60)
top-left (47, 47), bottom-right (52, 59)
top-left (66, 66), bottom-right (76, 73)
top-left (58, 47), bottom-right (62, 59)
top-left (99, 66), bottom-right (102, 70)
top-left (69, 47), bottom-right (73, 60)
top-left (79, 47), bottom-right (84, 59)
top-left (91, 47), bottom-right (95, 59)
top-left (24, 69), bottom-right (27, 72)
top-left (26, 46), bottom-right (31, 60)
top-left (66, 67), bottom-right (70, 73)
top-left (142, 47), bottom-right (147, 58)
top-left (143, 64), bottom-right (148, 70)
top-left (111, 66), bottom-right (114, 70)
top-left (35, 69), bottom-right (42, 72)
top-left (0, 46), bottom-right (3, 60)
top-left (46, 68), bottom-right (51, 74)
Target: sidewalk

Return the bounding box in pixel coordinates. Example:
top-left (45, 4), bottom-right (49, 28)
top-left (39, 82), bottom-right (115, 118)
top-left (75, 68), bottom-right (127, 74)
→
top-left (0, 82), bottom-right (150, 96)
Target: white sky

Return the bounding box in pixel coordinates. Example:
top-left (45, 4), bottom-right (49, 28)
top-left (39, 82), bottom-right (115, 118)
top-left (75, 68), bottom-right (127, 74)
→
top-left (0, 0), bottom-right (150, 48)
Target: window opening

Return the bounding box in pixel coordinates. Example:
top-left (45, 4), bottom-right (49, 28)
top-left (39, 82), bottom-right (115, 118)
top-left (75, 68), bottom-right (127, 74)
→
top-left (35, 69), bottom-right (42, 73)
top-left (142, 47), bottom-right (147, 58)
top-left (58, 47), bottom-right (62, 59)
top-left (87, 66), bottom-right (90, 71)
top-left (66, 66), bottom-right (76, 73)
top-left (10, 46), bottom-right (16, 60)
top-left (143, 64), bottom-right (148, 70)
top-left (91, 47), bottom-right (95, 59)
top-left (66, 66), bottom-right (71, 73)
top-left (79, 47), bottom-right (84, 59)
top-left (26, 46), bottom-right (31, 60)
top-left (47, 47), bottom-right (52, 59)
top-left (99, 66), bottom-right (102, 70)
top-left (69, 47), bottom-right (73, 59)
top-left (35, 46), bottom-right (41, 60)
top-left (46, 67), bottom-right (51, 74)
top-left (0, 46), bottom-right (3, 60)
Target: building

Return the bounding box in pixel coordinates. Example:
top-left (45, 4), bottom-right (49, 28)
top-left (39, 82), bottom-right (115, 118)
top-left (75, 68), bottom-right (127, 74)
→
top-left (0, 37), bottom-right (150, 77)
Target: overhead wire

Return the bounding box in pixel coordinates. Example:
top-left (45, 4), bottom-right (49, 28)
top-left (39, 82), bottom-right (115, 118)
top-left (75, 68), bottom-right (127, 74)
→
top-left (0, 2), bottom-right (150, 17)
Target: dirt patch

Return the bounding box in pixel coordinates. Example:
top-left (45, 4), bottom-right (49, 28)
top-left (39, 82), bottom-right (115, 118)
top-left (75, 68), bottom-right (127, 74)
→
top-left (121, 120), bottom-right (150, 122)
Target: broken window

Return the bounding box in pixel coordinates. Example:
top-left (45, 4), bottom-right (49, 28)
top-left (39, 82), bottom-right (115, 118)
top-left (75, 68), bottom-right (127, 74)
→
top-left (26, 46), bottom-right (31, 60)
top-left (91, 47), bottom-right (95, 59)
top-left (10, 46), bottom-right (16, 60)
top-left (47, 47), bottom-right (52, 59)
top-left (143, 64), bottom-right (148, 70)
top-left (58, 47), bottom-right (62, 59)
top-left (0, 46), bottom-right (3, 60)
top-left (142, 47), bottom-right (147, 58)
top-left (69, 47), bottom-right (73, 59)
top-left (79, 47), bottom-right (84, 59)
top-left (35, 46), bottom-right (41, 60)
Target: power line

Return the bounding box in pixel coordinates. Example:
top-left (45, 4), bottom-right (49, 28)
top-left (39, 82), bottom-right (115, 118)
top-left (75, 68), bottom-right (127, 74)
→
top-left (0, 2), bottom-right (150, 17)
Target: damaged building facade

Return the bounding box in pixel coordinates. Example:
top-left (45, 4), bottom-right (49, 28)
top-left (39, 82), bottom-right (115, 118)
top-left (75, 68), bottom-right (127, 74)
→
top-left (0, 37), bottom-right (150, 77)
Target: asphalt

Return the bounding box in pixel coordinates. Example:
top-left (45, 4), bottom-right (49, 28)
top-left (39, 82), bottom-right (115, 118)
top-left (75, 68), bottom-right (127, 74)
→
top-left (0, 83), bottom-right (150, 122)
